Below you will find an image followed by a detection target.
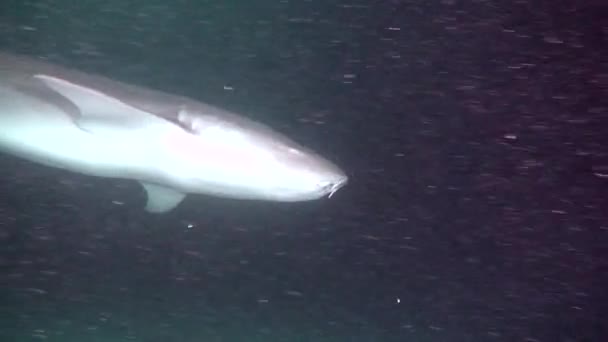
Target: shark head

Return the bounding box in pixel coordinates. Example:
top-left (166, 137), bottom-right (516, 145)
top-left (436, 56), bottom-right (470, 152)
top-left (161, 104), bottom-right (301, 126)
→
top-left (161, 105), bottom-right (348, 201)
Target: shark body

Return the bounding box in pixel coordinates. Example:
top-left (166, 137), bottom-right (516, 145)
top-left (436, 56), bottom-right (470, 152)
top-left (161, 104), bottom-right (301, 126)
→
top-left (0, 53), bottom-right (347, 212)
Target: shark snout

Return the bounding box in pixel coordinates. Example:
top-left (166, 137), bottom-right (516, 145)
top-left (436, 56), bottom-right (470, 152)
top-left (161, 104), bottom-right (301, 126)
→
top-left (315, 166), bottom-right (348, 198)
top-left (322, 176), bottom-right (348, 198)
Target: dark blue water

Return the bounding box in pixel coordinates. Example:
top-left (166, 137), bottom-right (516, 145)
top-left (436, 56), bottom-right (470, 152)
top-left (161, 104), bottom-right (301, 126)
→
top-left (1, 1), bottom-right (606, 341)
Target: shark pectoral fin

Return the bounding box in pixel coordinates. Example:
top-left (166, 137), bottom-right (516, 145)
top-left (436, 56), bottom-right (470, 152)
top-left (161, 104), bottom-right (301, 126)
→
top-left (33, 74), bottom-right (156, 134)
top-left (140, 182), bottom-right (186, 213)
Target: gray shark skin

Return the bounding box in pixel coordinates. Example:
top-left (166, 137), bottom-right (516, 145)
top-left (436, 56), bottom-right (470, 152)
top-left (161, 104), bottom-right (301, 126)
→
top-left (0, 53), bottom-right (347, 212)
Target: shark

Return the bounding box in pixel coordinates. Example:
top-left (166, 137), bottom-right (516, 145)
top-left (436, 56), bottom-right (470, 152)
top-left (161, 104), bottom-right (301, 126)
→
top-left (0, 53), bottom-right (347, 212)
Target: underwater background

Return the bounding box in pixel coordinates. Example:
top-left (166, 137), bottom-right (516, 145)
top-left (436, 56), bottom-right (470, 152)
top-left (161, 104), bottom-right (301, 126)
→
top-left (0, 1), bottom-right (606, 341)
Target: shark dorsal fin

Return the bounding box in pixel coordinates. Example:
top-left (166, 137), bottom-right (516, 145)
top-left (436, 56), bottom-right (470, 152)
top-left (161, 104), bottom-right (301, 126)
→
top-left (33, 74), bottom-right (163, 135)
